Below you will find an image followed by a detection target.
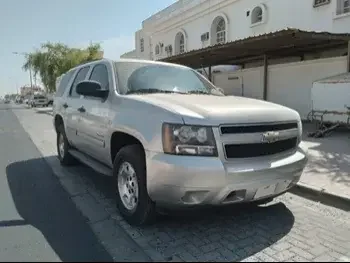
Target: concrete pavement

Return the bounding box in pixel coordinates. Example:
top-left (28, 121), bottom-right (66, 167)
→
top-left (298, 124), bottom-right (350, 203)
top-left (0, 104), bottom-right (113, 261)
top-left (9, 104), bottom-right (350, 262)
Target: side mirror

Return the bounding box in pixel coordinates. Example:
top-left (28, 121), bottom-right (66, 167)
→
top-left (216, 87), bottom-right (224, 94)
top-left (76, 80), bottom-right (108, 98)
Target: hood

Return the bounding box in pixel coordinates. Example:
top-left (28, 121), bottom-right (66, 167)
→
top-left (128, 94), bottom-right (300, 126)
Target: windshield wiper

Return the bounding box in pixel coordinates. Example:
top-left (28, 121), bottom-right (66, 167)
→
top-left (186, 90), bottom-right (211, 95)
top-left (126, 89), bottom-right (184, 95)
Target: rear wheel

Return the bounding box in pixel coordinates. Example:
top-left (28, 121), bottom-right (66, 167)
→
top-left (114, 144), bottom-right (156, 226)
top-left (56, 125), bottom-right (77, 166)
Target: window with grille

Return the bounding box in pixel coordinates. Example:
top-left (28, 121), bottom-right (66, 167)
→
top-left (155, 45), bottom-right (160, 55)
top-left (251, 6), bottom-right (263, 24)
top-left (165, 45), bottom-right (172, 56)
top-left (216, 18), bottom-right (226, 44)
top-left (336, 0), bottom-right (350, 14)
top-left (140, 38), bottom-right (144, 52)
top-left (179, 34), bottom-right (185, 53)
top-left (314, 0), bottom-right (330, 7)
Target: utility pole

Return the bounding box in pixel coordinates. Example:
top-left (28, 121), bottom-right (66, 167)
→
top-left (12, 51), bottom-right (33, 89)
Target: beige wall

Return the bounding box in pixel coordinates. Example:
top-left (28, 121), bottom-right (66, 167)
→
top-left (213, 56), bottom-right (348, 119)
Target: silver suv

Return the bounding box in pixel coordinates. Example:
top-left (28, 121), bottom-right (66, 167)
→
top-left (53, 58), bottom-right (308, 226)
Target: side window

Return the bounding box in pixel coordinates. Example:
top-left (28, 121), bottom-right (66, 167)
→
top-left (88, 64), bottom-right (109, 90)
top-left (69, 66), bottom-right (90, 98)
top-left (55, 70), bottom-right (75, 97)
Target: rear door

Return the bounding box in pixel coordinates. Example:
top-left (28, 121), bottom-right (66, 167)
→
top-left (64, 66), bottom-right (91, 148)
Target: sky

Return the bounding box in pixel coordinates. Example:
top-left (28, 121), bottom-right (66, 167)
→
top-left (0, 0), bottom-right (176, 97)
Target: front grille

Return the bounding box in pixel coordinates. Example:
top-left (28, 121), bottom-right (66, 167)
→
top-left (220, 122), bottom-right (298, 135)
top-left (224, 137), bottom-right (298, 158)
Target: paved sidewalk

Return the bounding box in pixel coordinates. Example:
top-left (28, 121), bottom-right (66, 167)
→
top-left (34, 107), bottom-right (53, 116)
top-left (299, 123), bottom-right (350, 202)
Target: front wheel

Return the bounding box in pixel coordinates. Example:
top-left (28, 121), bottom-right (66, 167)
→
top-left (114, 144), bottom-right (156, 226)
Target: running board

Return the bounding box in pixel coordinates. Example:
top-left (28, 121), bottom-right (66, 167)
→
top-left (69, 149), bottom-right (113, 176)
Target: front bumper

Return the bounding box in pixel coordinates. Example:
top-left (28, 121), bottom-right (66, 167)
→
top-left (146, 147), bottom-right (308, 206)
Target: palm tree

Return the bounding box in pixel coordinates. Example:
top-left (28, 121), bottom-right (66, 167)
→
top-left (23, 42), bottom-right (103, 93)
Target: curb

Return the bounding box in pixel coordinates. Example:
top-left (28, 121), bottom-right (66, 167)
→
top-left (34, 109), bottom-right (53, 116)
top-left (290, 182), bottom-right (350, 211)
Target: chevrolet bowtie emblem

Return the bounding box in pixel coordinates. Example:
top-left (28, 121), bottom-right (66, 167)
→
top-left (261, 131), bottom-right (280, 143)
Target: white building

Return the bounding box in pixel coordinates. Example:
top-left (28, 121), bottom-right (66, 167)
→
top-left (121, 0), bottom-right (350, 120)
top-left (122, 0), bottom-right (350, 60)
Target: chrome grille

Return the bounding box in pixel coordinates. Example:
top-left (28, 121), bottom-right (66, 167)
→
top-left (220, 122), bottom-right (299, 159)
top-left (224, 137), bottom-right (298, 158)
top-left (220, 122), bottom-right (298, 135)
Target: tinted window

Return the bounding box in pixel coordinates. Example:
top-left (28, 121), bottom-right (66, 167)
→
top-left (70, 66), bottom-right (90, 98)
top-left (56, 70), bottom-right (75, 97)
top-left (34, 95), bottom-right (45, 99)
top-left (89, 64), bottom-right (109, 90)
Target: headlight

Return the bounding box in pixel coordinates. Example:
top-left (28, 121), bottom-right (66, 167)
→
top-left (162, 123), bottom-right (218, 156)
top-left (297, 119), bottom-right (303, 145)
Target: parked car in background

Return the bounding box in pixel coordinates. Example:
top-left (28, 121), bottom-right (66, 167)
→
top-left (15, 96), bottom-right (23, 104)
top-left (46, 93), bottom-right (54, 106)
top-left (30, 94), bottom-right (48, 107)
top-left (53, 58), bottom-right (308, 226)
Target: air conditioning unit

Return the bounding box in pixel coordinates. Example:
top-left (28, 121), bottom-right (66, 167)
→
top-left (201, 32), bottom-right (209, 42)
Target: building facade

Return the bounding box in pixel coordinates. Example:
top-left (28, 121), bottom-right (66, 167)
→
top-left (121, 0), bottom-right (350, 61)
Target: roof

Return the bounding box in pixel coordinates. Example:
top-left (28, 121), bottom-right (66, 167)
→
top-left (159, 28), bottom-right (350, 68)
top-left (315, 72), bottom-right (350, 84)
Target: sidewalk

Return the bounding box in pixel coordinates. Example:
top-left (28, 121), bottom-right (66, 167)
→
top-left (34, 107), bottom-right (53, 116)
top-left (298, 123), bottom-right (350, 203)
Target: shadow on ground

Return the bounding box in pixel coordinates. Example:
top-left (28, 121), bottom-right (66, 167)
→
top-left (46, 155), bottom-right (296, 261)
top-left (6, 158), bottom-right (113, 262)
top-left (35, 111), bottom-right (53, 116)
top-left (35, 109), bottom-right (53, 116)
top-left (302, 123), bottom-right (350, 188)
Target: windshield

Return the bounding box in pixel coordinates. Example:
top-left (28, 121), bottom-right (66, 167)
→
top-left (34, 95), bottom-right (46, 99)
top-left (114, 61), bottom-right (223, 96)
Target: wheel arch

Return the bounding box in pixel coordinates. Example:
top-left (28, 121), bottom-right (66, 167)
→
top-left (54, 114), bottom-right (64, 133)
top-left (110, 131), bottom-right (146, 165)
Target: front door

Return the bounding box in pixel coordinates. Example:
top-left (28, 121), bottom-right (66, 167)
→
top-left (78, 62), bottom-right (112, 165)
top-left (65, 66), bottom-right (91, 149)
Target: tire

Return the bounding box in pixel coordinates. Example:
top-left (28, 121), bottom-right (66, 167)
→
top-left (113, 144), bottom-right (156, 226)
top-left (56, 125), bottom-right (77, 166)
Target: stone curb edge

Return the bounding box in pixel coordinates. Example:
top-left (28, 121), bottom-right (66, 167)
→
top-left (291, 182), bottom-right (350, 208)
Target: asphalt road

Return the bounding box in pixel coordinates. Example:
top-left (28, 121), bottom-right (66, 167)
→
top-left (2, 102), bottom-right (350, 262)
top-left (0, 103), bottom-right (113, 261)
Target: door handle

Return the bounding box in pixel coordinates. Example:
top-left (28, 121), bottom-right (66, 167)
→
top-left (62, 103), bottom-right (69, 109)
top-left (77, 106), bottom-right (86, 113)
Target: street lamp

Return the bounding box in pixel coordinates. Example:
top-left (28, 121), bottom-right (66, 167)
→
top-left (12, 51), bottom-right (33, 89)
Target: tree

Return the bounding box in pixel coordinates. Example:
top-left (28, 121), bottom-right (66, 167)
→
top-left (23, 42), bottom-right (103, 93)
